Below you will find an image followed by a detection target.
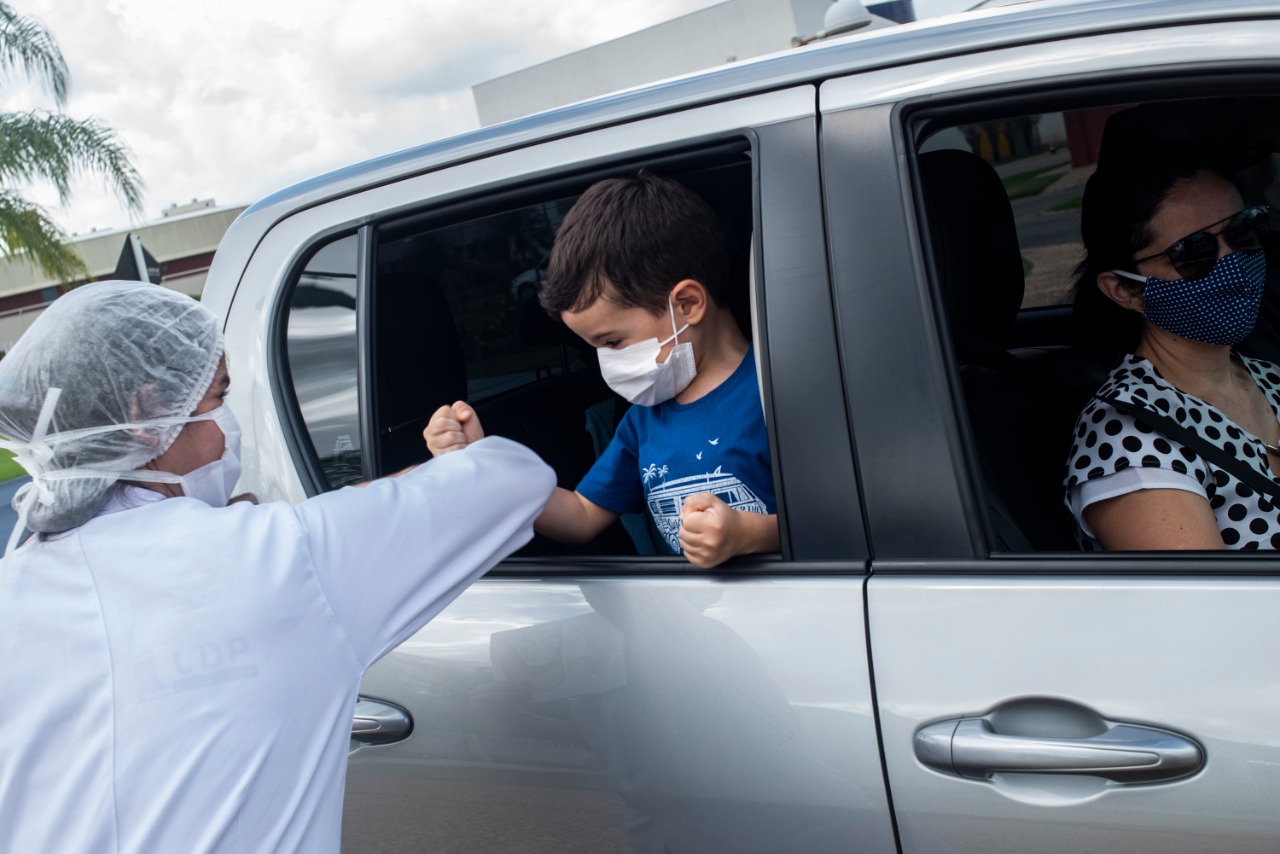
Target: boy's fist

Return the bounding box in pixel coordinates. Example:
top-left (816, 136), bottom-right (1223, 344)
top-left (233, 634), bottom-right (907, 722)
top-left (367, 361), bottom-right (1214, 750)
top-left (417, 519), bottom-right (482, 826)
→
top-left (424, 401), bottom-right (485, 456)
top-left (678, 492), bottom-right (740, 569)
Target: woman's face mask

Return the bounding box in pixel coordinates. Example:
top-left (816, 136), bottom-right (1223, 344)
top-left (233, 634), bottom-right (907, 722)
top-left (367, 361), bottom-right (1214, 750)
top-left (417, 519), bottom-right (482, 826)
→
top-left (128, 403), bottom-right (243, 507)
top-left (176, 405), bottom-right (242, 507)
top-left (1114, 250), bottom-right (1267, 346)
top-left (596, 299), bottom-right (697, 406)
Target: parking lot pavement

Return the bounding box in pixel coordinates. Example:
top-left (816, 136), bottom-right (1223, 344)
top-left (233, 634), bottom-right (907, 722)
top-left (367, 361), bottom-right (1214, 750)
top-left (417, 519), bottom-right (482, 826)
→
top-left (993, 147), bottom-right (1072, 179)
top-left (0, 475), bottom-right (29, 534)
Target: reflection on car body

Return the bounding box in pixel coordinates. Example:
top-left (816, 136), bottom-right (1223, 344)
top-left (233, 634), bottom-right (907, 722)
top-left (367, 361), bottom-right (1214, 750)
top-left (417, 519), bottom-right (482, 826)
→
top-left (345, 580), bottom-right (876, 853)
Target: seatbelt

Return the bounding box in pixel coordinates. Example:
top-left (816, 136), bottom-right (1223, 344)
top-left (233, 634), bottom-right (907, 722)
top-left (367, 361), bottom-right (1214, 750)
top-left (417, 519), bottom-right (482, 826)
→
top-left (1098, 393), bottom-right (1280, 505)
top-left (958, 331), bottom-right (1280, 506)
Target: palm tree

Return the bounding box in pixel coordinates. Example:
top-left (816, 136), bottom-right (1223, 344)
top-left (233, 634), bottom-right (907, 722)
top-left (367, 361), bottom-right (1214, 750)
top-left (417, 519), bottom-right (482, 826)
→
top-left (0, 4), bottom-right (142, 283)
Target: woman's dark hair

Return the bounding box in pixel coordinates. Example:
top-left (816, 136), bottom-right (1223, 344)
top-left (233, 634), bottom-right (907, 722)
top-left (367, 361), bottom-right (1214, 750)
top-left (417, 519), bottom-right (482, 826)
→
top-left (540, 170), bottom-right (729, 315)
top-left (1072, 142), bottom-right (1232, 365)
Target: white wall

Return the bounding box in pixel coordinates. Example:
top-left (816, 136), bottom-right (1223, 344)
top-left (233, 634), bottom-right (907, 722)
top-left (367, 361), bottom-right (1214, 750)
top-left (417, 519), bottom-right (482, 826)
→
top-left (473, 0), bottom-right (891, 126)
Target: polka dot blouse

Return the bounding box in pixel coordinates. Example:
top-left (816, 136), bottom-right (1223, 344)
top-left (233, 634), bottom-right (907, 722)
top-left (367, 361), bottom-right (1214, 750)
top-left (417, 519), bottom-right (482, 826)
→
top-left (1064, 354), bottom-right (1280, 551)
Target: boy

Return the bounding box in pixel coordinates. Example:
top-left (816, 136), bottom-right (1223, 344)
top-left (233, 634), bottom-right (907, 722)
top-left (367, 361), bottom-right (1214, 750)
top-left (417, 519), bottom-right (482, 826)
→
top-left (426, 172), bottom-right (777, 568)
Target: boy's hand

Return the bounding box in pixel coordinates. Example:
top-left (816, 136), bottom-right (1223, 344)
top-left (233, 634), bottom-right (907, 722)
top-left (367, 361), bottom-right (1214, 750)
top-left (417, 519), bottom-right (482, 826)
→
top-left (679, 492), bottom-right (742, 568)
top-left (424, 401), bottom-right (485, 456)
top-left (679, 493), bottom-right (780, 568)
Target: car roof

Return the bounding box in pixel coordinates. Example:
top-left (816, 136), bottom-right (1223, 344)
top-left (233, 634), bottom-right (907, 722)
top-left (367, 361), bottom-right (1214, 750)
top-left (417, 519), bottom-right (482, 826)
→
top-left (217, 0), bottom-right (1279, 275)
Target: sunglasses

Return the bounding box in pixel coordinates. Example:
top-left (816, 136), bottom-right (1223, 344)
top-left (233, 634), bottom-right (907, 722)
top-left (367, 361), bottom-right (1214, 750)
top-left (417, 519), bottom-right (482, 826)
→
top-left (1133, 204), bottom-right (1271, 280)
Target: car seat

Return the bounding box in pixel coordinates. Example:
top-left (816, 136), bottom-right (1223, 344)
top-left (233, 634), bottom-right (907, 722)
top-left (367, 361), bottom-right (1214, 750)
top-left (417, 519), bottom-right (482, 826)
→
top-left (373, 270), bottom-right (468, 474)
top-left (919, 148), bottom-right (1104, 551)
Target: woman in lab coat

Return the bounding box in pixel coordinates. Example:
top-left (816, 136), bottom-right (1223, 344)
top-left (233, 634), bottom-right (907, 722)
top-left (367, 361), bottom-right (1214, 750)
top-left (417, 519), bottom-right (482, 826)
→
top-left (0, 280), bottom-right (554, 853)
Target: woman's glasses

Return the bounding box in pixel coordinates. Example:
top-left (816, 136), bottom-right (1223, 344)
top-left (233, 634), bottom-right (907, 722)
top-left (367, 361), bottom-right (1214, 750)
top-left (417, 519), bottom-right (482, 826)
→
top-left (1134, 204), bottom-right (1272, 280)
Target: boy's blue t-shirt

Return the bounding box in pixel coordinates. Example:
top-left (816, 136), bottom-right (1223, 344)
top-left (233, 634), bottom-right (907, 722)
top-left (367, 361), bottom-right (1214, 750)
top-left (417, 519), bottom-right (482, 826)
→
top-left (577, 347), bottom-right (776, 554)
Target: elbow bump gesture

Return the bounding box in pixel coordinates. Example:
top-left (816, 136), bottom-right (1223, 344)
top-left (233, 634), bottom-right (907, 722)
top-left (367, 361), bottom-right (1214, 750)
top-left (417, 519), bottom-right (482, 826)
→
top-left (424, 401), bottom-right (485, 457)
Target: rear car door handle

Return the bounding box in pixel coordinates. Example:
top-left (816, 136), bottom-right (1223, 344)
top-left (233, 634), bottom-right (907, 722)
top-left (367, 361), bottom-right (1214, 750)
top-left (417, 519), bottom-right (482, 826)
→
top-left (916, 718), bottom-right (1203, 783)
top-left (350, 698), bottom-right (413, 746)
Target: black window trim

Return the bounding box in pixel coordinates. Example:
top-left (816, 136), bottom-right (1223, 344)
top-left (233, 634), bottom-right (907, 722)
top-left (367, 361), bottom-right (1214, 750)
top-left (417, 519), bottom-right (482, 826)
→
top-left (355, 225), bottom-right (379, 479)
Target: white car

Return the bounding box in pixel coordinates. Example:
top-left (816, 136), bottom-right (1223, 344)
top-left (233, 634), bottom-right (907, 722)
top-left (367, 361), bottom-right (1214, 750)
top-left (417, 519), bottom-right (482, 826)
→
top-left (203, 1), bottom-right (1280, 850)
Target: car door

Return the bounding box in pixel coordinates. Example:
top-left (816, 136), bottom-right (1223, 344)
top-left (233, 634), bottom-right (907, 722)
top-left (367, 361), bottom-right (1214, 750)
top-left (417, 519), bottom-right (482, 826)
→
top-left (822, 11), bottom-right (1280, 853)
top-left (226, 87), bottom-right (897, 853)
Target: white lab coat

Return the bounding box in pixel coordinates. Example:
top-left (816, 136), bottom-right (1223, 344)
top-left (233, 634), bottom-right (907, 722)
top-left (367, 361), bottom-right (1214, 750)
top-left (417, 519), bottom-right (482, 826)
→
top-left (0, 437), bottom-right (554, 853)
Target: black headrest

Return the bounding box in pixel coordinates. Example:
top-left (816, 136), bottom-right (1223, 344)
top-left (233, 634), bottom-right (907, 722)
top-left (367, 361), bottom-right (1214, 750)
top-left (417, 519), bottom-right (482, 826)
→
top-left (919, 149), bottom-right (1025, 347)
top-left (516, 296), bottom-right (587, 352)
top-left (376, 270), bottom-right (466, 419)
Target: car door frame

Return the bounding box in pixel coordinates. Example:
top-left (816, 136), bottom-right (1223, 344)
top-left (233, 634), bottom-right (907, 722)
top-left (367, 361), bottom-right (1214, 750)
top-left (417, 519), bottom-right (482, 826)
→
top-left (821, 16), bottom-right (1280, 854)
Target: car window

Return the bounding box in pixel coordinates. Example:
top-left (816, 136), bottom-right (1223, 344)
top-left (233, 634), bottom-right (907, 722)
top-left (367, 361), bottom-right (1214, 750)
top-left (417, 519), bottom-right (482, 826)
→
top-left (279, 151), bottom-right (769, 559)
top-left (284, 233), bottom-right (363, 488)
top-left (916, 93), bottom-right (1280, 554)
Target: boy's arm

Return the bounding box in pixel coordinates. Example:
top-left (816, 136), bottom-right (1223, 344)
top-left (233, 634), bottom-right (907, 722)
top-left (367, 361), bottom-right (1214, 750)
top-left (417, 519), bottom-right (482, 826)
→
top-left (679, 493), bottom-right (780, 569)
top-left (536, 487), bottom-right (619, 544)
top-left (427, 403), bottom-right (618, 545)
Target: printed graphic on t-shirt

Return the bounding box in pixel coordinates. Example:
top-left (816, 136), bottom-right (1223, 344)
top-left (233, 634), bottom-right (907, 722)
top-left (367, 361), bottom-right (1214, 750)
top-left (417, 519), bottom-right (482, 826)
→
top-left (642, 460), bottom-right (766, 553)
top-left (575, 348), bottom-right (775, 554)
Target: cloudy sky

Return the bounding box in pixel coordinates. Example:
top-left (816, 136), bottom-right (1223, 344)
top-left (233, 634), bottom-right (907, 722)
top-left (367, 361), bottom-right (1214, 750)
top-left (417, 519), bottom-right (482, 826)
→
top-left (12, 0), bottom-right (970, 236)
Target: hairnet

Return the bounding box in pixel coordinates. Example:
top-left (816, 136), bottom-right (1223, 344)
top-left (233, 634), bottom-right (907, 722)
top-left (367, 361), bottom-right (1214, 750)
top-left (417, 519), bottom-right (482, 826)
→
top-left (0, 281), bottom-right (224, 541)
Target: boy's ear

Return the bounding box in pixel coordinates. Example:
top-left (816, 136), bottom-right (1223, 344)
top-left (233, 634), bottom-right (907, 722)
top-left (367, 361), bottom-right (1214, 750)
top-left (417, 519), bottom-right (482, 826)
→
top-left (1096, 271), bottom-right (1144, 313)
top-left (670, 279), bottom-right (708, 325)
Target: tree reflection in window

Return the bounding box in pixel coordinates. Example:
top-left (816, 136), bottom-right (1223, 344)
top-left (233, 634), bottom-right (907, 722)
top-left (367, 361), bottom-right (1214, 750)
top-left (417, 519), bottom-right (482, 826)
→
top-left (286, 234), bottom-right (363, 488)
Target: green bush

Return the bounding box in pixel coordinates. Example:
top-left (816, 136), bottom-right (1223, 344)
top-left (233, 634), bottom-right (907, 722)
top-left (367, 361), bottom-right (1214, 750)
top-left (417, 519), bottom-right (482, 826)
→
top-left (1002, 164), bottom-right (1067, 200)
top-left (0, 449), bottom-right (26, 483)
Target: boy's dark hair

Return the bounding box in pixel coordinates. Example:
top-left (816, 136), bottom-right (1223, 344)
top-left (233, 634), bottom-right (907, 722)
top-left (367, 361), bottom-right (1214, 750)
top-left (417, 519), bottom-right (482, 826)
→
top-left (540, 171), bottom-right (730, 315)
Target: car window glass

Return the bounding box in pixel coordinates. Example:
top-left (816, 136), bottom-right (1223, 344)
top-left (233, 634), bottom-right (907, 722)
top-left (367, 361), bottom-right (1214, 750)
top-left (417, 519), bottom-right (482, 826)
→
top-left (920, 109), bottom-right (1108, 310)
top-left (378, 198), bottom-right (575, 405)
top-left (284, 233), bottom-right (363, 488)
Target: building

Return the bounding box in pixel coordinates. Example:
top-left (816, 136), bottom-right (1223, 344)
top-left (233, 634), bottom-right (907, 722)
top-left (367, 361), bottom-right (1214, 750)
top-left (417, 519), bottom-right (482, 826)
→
top-left (472, 0), bottom-right (907, 127)
top-left (0, 201), bottom-right (246, 353)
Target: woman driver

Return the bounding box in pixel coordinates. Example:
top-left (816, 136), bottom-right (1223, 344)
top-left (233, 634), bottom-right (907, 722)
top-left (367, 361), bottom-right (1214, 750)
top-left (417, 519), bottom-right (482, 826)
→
top-left (1067, 145), bottom-right (1276, 550)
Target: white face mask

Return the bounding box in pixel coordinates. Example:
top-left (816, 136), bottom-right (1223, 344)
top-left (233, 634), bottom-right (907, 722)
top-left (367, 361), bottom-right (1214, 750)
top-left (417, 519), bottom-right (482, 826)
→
top-left (597, 300), bottom-right (697, 406)
top-left (128, 404), bottom-right (243, 507)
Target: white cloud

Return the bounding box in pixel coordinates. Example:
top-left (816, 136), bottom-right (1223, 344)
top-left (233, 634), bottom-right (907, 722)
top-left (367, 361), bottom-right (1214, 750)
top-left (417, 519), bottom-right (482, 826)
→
top-left (11, 0), bottom-right (973, 236)
top-left (12, 0), bottom-right (722, 235)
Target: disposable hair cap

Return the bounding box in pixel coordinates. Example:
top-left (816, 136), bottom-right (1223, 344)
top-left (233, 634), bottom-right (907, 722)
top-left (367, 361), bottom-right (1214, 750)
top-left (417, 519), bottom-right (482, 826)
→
top-left (0, 280), bottom-right (224, 555)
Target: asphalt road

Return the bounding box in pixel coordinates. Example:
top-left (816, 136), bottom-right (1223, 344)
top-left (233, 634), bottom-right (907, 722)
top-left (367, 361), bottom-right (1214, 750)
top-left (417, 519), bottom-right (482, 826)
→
top-left (1013, 187), bottom-right (1083, 249)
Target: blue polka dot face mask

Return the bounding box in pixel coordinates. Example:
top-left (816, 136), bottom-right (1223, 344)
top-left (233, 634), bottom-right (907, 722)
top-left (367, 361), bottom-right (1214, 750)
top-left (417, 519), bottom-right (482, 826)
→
top-left (1114, 249), bottom-right (1267, 346)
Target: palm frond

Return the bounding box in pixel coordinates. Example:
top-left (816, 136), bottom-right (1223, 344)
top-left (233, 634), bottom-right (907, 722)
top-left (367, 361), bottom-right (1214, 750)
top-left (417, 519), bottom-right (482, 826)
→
top-left (0, 3), bottom-right (68, 106)
top-left (0, 112), bottom-right (144, 213)
top-left (0, 189), bottom-right (88, 282)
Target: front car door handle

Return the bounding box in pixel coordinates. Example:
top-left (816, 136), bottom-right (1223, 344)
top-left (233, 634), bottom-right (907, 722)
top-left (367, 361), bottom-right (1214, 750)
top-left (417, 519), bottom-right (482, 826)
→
top-left (350, 698), bottom-right (413, 746)
top-left (916, 718), bottom-right (1203, 783)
